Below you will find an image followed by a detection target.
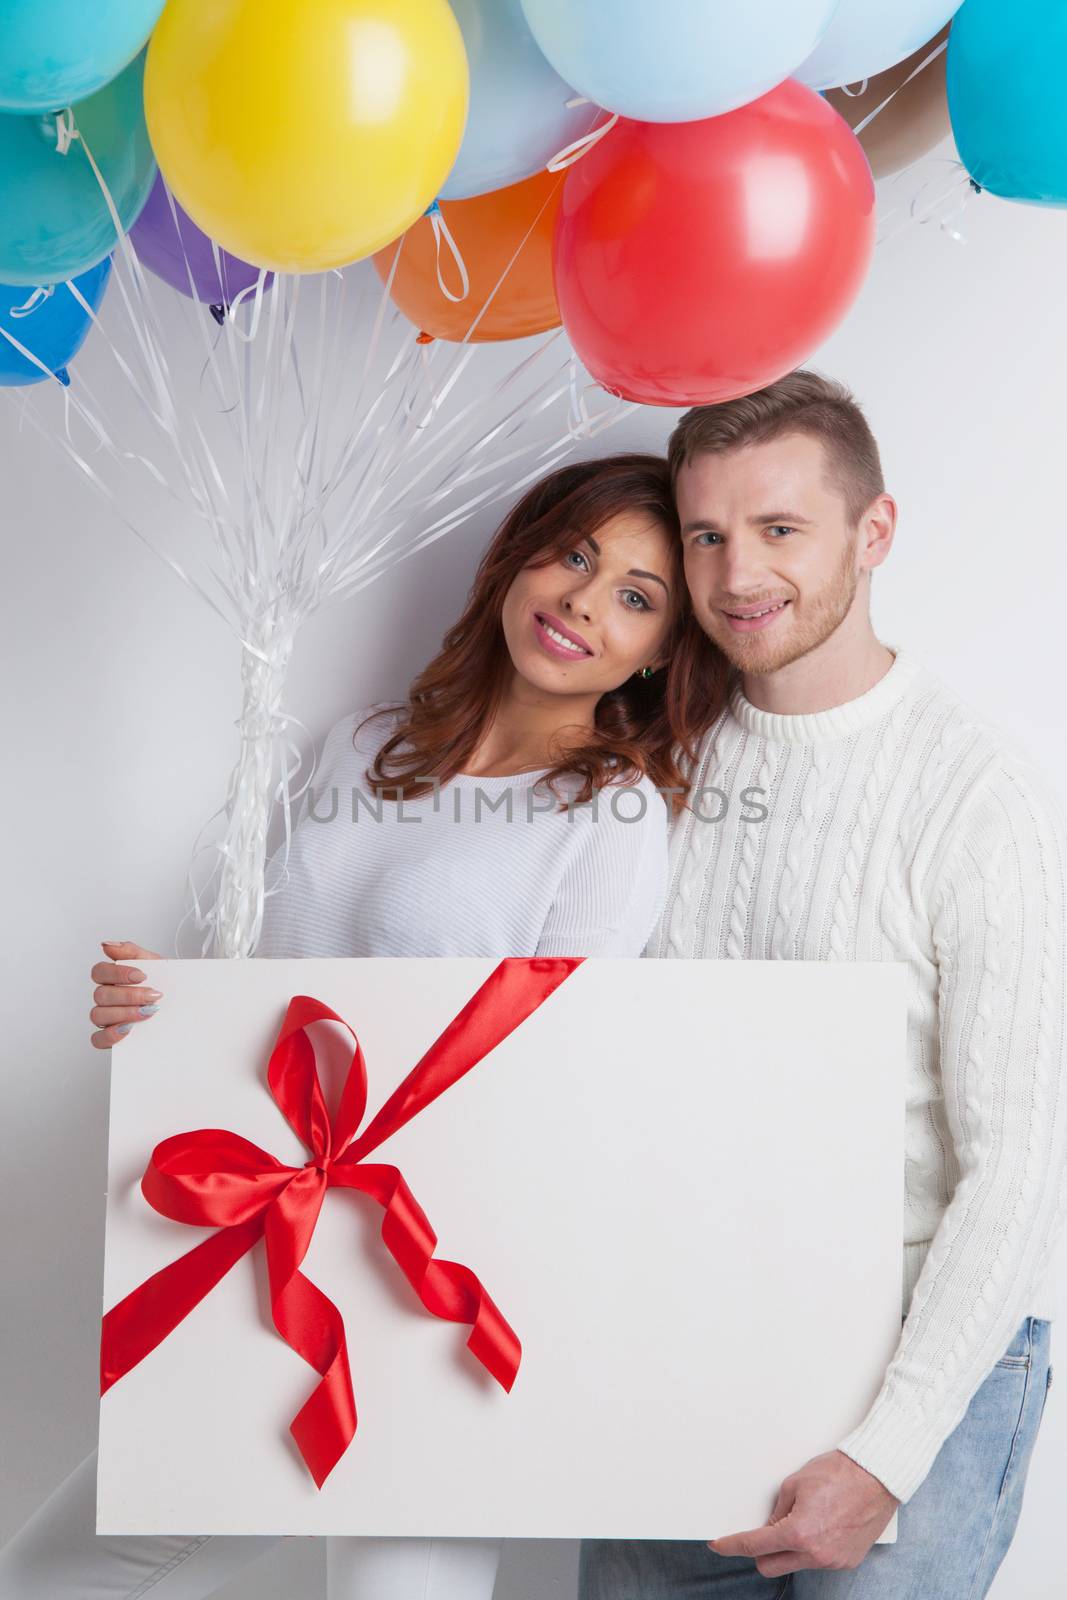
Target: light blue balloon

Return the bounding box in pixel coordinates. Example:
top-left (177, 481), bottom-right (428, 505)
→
top-left (0, 0), bottom-right (166, 113)
top-left (440, 0), bottom-right (598, 199)
top-left (0, 254), bottom-right (111, 385)
top-left (518, 0), bottom-right (839, 123)
top-left (947, 0), bottom-right (1067, 205)
top-left (794, 0), bottom-right (962, 92)
top-left (0, 50), bottom-right (155, 286)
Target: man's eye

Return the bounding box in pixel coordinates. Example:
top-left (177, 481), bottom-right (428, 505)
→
top-left (769, 526), bottom-right (796, 537)
top-left (694, 532), bottom-right (719, 546)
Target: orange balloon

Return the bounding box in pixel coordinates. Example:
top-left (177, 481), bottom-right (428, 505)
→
top-left (373, 167), bottom-right (564, 343)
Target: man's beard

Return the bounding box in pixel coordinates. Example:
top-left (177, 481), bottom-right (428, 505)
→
top-left (702, 536), bottom-right (859, 677)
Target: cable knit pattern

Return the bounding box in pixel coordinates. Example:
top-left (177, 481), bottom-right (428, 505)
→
top-left (726, 742), bottom-right (778, 960)
top-left (647, 644), bottom-right (1067, 1504)
top-left (770, 739), bottom-right (833, 961)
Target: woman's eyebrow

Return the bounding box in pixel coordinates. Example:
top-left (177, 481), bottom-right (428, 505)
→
top-left (583, 536), bottom-right (667, 592)
top-left (628, 568), bottom-right (668, 592)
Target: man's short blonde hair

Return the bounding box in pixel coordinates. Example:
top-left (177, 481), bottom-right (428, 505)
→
top-left (667, 369), bottom-right (886, 528)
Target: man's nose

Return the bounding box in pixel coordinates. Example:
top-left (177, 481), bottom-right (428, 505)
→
top-left (716, 543), bottom-right (765, 595)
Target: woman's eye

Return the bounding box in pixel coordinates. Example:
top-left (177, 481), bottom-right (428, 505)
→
top-left (563, 549), bottom-right (589, 570)
top-left (622, 589), bottom-right (651, 611)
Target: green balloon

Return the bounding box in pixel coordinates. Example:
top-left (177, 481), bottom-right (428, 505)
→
top-left (0, 49), bottom-right (156, 286)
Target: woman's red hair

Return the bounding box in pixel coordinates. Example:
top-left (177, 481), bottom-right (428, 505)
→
top-left (354, 454), bottom-right (729, 816)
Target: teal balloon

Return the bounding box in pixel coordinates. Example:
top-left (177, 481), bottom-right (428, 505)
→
top-left (0, 50), bottom-right (155, 285)
top-left (440, 0), bottom-right (596, 200)
top-left (0, 254), bottom-right (111, 385)
top-left (947, 0), bottom-right (1067, 205)
top-left (518, 0), bottom-right (839, 122)
top-left (0, 0), bottom-right (167, 112)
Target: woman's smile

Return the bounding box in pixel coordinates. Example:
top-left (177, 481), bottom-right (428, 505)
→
top-left (532, 610), bottom-right (594, 659)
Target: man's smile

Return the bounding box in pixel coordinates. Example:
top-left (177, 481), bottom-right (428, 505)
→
top-left (720, 599), bottom-right (793, 632)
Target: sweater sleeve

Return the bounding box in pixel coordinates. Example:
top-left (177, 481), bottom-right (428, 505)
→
top-left (535, 775), bottom-right (670, 958)
top-left (835, 755), bottom-right (1067, 1503)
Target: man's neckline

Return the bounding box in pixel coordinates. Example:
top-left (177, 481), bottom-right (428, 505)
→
top-left (727, 643), bottom-right (922, 745)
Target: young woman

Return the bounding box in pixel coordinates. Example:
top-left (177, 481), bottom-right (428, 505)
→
top-left (1, 455), bottom-right (729, 1600)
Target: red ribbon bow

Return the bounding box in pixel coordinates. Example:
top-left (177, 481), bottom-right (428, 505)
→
top-left (100, 956), bottom-right (581, 1487)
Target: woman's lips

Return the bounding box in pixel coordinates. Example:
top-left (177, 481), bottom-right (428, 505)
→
top-left (532, 611), bottom-right (594, 659)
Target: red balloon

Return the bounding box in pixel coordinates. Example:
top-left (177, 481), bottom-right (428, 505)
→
top-left (553, 80), bottom-right (876, 406)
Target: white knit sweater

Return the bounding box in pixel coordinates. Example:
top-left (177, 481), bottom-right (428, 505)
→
top-left (646, 642), bottom-right (1067, 1503)
top-left (256, 703), bottom-right (669, 961)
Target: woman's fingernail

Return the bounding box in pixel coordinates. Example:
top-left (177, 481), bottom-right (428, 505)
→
top-left (114, 1024), bottom-right (132, 1035)
top-left (138, 1004), bottom-right (159, 1015)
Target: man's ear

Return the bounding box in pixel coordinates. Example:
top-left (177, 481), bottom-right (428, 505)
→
top-left (860, 493), bottom-right (897, 572)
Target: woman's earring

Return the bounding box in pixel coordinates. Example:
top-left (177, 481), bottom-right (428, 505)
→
top-left (636, 665), bottom-right (655, 679)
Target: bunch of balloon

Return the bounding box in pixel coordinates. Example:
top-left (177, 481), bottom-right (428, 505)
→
top-left (1, 0), bottom-right (629, 960)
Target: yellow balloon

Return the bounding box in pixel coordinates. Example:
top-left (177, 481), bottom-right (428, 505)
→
top-left (144, 0), bottom-right (469, 274)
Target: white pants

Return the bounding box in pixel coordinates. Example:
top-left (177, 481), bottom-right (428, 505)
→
top-left (0, 1449), bottom-right (501, 1599)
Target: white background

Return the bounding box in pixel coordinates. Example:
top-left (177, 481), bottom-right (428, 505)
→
top-left (3, 131), bottom-right (1066, 1595)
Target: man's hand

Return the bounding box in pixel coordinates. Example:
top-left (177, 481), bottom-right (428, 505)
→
top-left (707, 1450), bottom-right (899, 1578)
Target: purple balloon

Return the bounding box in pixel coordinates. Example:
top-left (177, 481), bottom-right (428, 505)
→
top-left (128, 173), bottom-right (273, 313)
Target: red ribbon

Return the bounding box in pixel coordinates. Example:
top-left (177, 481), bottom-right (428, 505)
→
top-left (100, 955), bottom-right (581, 1488)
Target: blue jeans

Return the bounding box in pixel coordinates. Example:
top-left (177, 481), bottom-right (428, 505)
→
top-left (580, 1316), bottom-right (1053, 1600)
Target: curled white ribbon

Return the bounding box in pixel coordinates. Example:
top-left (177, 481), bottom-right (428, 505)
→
top-left (547, 110), bottom-right (619, 172)
top-left (424, 199), bottom-right (470, 304)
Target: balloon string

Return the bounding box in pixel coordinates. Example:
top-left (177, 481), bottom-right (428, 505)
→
top-left (458, 173), bottom-right (566, 344)
top-left (547, 111), bottom-right (619, 172)
top-left (9, 284), bottom-right (54, 319)
top-left (424, 200), bottom-right (470, 304)
top-left (910, 163), bottom-right (979, 243)
top-left (851, 35), bottom-right (949, 138)
top-left (63, 107), bottom-right (244, 574)
top-left (225, 268), bottom-right (271, 342)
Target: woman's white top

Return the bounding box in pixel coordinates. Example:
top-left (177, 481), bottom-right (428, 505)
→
top-left (256, 703), bottom-right (669, 960)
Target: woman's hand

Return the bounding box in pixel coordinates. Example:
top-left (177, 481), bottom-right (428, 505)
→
top-left (90, 939), bottom-right (164, 1049)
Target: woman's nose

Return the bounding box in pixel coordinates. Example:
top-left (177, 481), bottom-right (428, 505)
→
top-left (562, 590), bottom-right (593, 623)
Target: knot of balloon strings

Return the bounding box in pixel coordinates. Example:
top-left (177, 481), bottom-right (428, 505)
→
top-left (53, 108), bottom-right (79, 155)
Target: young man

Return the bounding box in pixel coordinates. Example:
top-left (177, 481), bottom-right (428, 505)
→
top-left (581, 370), bottom-right (1066, 1597)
